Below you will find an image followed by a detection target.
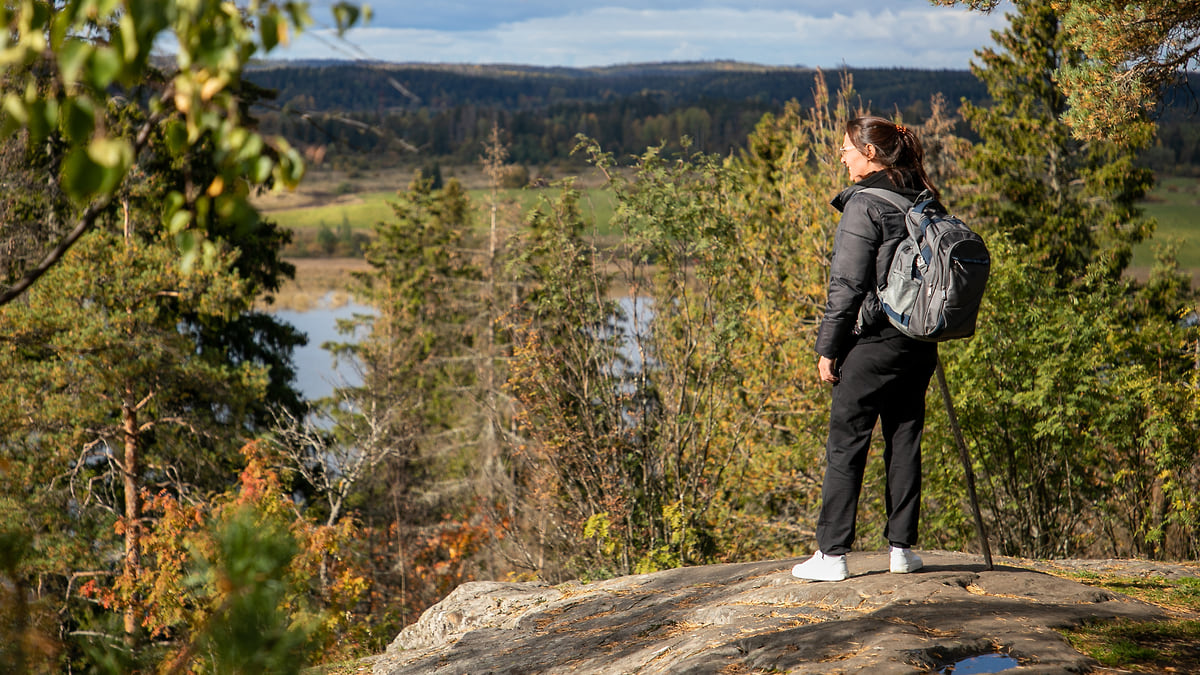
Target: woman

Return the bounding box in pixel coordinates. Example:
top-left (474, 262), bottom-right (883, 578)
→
top-left (791, 116), bottom-right (940, 582)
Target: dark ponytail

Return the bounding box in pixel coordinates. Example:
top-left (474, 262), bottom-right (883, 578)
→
top-left (846, 116), bottom-right (939, 200)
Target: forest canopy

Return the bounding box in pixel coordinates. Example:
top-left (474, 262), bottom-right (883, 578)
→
top-left (246, 61), bottom-right (1200, 174)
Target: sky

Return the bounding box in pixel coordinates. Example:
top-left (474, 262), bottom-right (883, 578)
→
top-left (273, 1), bottom-right (1014, 70)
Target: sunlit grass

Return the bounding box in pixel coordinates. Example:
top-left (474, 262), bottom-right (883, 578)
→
top-left (265, 168), bottom-right (1197, 281)
top-left (268, 186), bottom-right (619, 237)
top-left (1136, 175), bottom-right (1200, 271)
top-left (1063, 618), bottom-right (1200, 671)
top-left (1057, 574), bottom-right (1200, 672)
top-left (271, 190), bottom-right (398, 231)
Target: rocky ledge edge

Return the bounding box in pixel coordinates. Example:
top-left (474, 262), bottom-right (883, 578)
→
top-left (370, 551), bottom-right (1200, 674)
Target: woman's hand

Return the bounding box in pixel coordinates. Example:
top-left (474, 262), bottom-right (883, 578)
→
top-left (818, 356), bottom-right (839, 383)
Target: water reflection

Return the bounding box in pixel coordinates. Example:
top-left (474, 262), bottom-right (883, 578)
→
top-left (940, 653), bottom-right (1019, 674)
top-left (272, 297), bottom-right (374, 401)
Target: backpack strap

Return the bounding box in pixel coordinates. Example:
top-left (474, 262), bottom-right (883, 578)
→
top-left (857, 187), bottom-right (924, 252)
top-left (857, 187), bottom-right (937, 271)
top-left (856, 187), bottom-right (914, 213)
top-left (857, 187), bottom-right (942, 259)
top-left (859, 187), bottom-right (942, 215)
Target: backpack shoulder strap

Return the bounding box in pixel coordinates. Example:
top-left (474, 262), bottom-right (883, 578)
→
top-left (855, 187), bottom-right (914, 213)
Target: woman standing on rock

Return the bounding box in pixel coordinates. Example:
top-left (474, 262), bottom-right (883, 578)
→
top-left (791, 116), bottom-right (939, 582)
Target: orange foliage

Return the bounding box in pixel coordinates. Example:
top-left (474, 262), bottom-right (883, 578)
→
top-left (89, 441), bottom-right (374, 660)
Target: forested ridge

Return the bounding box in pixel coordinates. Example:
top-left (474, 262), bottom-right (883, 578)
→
top-left (247, 62), bottom-right (991, 163)
top-left (245, 60), bottom-right (1200, 174)
top-left (3, 1), bottom-right (1200, 673)
top-left (246, 61), bottom-right (989, 111)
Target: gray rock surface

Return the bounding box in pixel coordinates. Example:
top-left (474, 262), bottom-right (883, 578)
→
top-left (372, 551), bottom-right (1198, 674)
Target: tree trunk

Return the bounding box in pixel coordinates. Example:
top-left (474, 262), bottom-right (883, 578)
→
top-left (122, 390), bottom-right (140, 645)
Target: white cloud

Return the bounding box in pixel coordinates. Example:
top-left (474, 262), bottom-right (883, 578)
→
top-left (274, 3), bottom-right (1010, 70)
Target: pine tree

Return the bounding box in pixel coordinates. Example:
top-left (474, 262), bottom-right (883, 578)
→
top-left (0, 225), bottom-right (273, 661)
top-left (938, 0), bottom-right (1200, 143)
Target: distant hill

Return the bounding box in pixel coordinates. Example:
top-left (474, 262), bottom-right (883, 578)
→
top-left (245, 60), bottom-right (1198, 175)
top-left (246, 60), bottom-right (989, 113)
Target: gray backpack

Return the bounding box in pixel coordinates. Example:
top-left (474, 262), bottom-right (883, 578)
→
top-left (859, 188), bottom-right (990, 342)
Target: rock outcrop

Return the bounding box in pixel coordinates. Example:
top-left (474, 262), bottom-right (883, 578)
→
top-left (372, 551), bottom-right (1197, 674)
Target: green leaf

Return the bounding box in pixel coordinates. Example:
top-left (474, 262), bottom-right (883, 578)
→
top-left (331, 2), bottom-right (360, 35)
top-left (164, 190), bottom-right (186, 214)
top-left (117, 12), bottom-right (139, 62)
top-left (260, 9), bottom-right (281, 51)
top-left (2, 93), bottom-right (28, 126)
top-left (167, 209), bottom-right (193, 235)
top-left (61, 138), bottom-right (131, 202)
top-left (57, 39), bottom-right (92, 86)
top-left (163, 119), bottom-right (189, 155)
top-left (27, 0), bottom-right (52, 30)
top-left (201, 239), bottom-right (218, 269)
top-left (283, 1), bottom-right (314, 31)
top-left (61, 97), bottom-right (96, 144)
top-left (88, 46), bottom-right (123, 90)
top-left (251, 156), bottom-right (273, 183)
top-left (98, 0), bottom-right (122, 18)
top-left (26, 98), bottom-right (57, 147)
top-left (62, 147), bottom-right (108, 202)
top-left (177, 230), bottom-right (199, 273)
top-left (49, 4), bottom-right (72, 51)
top-left (87, 137), bottom-right (132, 170)
top-left (233, 132), bottom-right (264, 164)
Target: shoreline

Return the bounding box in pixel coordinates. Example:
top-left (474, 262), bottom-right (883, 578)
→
top-left (259, 257), bottom-right (373, 312)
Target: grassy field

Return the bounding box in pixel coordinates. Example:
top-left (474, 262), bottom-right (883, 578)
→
top-left (259, 166), bottom-right (1199, 285)
top-left (256, 164), bottom-right (618, 235)
top-left (266, 186), bottom-right (619, 237)
top-left (1134, 175), bottom-right (1200, 274)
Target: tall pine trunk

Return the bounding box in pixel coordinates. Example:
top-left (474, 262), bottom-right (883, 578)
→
top-left (122, 388), bottom-right (140, 645)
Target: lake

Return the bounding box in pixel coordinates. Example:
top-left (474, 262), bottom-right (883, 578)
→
top-left (274, 296), bottom-right (650, 401)
top-left (272, 298), bottom-right (374, 400)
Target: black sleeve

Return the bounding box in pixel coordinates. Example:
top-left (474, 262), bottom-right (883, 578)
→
top-left (814, 198), bottom-right (882, 359)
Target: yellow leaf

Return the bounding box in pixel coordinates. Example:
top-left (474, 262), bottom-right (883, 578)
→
top-left (86, 137), bottom-right (132, 169)
top-left (173, 74), bottom-right (194, 114)
top-left (200, 72), bottom-right (229, 101)
top-left (276, 17), bottom-right (290, 46)
top-left (207, 176), bottom-right (225, 197)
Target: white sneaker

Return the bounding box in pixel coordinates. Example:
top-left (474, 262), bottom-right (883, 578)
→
top-left (890, 546), bottom-right (923, 573)
top-left (791, 551), bottom-right (848, 581)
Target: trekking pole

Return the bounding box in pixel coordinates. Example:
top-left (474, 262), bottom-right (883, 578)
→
top-left (935, 355), bottom-right (993, 571)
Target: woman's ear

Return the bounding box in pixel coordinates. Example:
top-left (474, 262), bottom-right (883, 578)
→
top-left (864, 144), bottom-right (876, 160)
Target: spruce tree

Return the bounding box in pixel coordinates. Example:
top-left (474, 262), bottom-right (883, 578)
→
top-left (941, 0), bottom-right (1200, 559)
top-left (307, 173), bottom-right (494, 622)
top-left (961, 0), bottom-right (1154, 282)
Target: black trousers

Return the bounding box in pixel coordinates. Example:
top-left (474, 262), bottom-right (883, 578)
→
top-left (816, 335), bottom-right (938, 556)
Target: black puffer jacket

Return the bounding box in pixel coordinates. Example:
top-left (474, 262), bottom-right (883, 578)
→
top-left (814, 171), bottom-right (925, 360)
